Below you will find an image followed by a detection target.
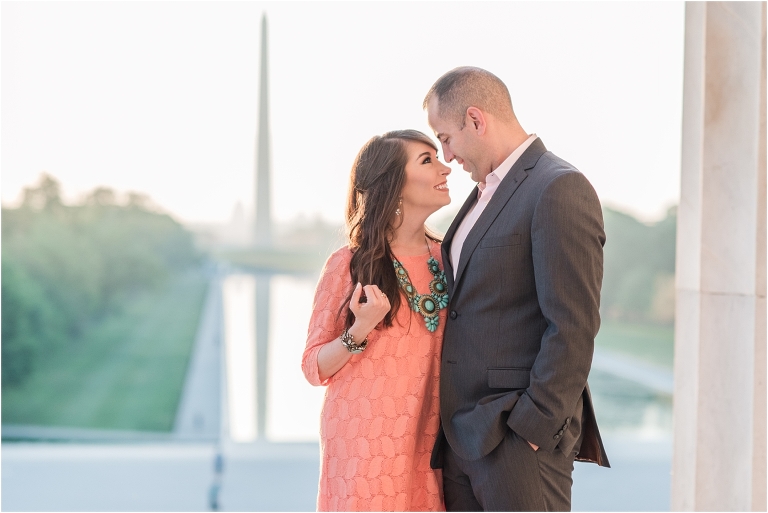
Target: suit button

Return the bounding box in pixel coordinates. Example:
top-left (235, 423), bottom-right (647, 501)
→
top-left (553, 434), bottom-right (560, 440)
top-left (450, 311), bottom-right (458, 319)
top-left (558, 429), bottom-right (564, 435)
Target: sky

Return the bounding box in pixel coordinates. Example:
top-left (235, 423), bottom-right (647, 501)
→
top-left (2, 1), bottom-right (686, 226)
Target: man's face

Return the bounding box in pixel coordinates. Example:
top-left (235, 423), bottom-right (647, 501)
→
top-left (426, 97), bottom-right (486, 183)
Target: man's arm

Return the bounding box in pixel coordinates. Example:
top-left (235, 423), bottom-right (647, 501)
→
top-left (507, 169), bottom-right (605, 452)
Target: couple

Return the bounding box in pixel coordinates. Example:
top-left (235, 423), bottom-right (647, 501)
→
top-left (302, 66), bottom-right (610, 512)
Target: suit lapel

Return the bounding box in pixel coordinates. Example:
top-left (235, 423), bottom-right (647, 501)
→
top-left (442, 186), bottom-right (479, 292)
top-left (453, 138), bottom-right (548, 289)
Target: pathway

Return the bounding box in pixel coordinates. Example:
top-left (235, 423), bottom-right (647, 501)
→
top-left (172, 272), bottom-right (223, 440)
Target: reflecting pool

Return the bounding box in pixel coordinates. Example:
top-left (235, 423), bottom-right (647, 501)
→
top-left (222, 271), bottom-right (673, 444)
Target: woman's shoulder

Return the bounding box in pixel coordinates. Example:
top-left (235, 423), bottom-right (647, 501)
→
top-left (314, 246), bottom-right (353, 298)
top-left (322, 245), bottom-right (353, 274)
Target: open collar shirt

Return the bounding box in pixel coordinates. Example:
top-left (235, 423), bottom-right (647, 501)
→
top-left (449, 134), bottom-right (539, 278)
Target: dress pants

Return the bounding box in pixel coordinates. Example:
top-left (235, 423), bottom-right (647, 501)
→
top-left (442, 429), bottom-right (579, 512)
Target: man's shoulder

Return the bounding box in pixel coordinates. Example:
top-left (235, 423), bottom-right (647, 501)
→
top-left (522, 152), bottom-right (599, 210)
top-left (529, 151), bottom-right (596, 189)
top-left (536, 151), bottom-right (580, 176)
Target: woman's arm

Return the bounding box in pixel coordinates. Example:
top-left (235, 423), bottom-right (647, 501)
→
top-left (316, 283), bottom-right (390, 382)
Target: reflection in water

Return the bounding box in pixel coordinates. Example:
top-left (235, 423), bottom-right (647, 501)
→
top-left (255, 273), bottom-right (270, 438)
top-left (223, 272), bottom-right (325, 443)
top-left (589, 369), bottom-right (673, 438)
top-left (266, 275), bottom-right (325, 442)
top-left (223, 273), bottom-right (672, 444)
top-left (222, 275), bottom-right (258, 442)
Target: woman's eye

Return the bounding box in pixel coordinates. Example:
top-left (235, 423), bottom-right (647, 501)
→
top-left (423, 157), bottom-right (432, 164)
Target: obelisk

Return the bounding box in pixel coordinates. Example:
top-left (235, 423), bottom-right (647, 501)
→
top-left (253, 13), bottom-right (272, 441)
top-left (254, 13), bottom-right (272, 247)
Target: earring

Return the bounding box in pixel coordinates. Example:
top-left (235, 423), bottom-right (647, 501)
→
top-left (395, 198), bottom-right (402, 216)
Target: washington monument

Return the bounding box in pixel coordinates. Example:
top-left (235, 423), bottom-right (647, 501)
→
top-left (254, 13), bottom-right (272, 247)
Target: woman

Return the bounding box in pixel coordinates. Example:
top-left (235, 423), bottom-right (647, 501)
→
top-left (302, 129), bottom-right (452, 511)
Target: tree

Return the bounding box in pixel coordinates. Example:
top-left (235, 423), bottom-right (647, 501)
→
top-left (601, 206), bottom-right (676, 324)
top-left (2, 174), bottom-right (201, 385)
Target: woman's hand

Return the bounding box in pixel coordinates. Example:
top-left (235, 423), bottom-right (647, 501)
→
top-left (315, 283), bottom-right (391, 383)
top-left (347, 283), bottom-right (391, 340)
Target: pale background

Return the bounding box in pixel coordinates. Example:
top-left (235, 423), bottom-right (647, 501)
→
top-left (2, 1), bottom-right (685, 226)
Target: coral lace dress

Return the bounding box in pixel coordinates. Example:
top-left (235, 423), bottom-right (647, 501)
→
top-left (302, 242), bottom-right (446, 511)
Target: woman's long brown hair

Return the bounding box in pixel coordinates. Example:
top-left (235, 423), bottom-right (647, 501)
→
top-left (341, 129), bottom-right (442, 330)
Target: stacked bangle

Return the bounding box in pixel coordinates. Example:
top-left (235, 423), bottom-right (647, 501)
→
top-left (340, 328), bottom-right (368, 353)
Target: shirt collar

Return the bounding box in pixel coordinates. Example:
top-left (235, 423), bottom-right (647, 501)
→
top-left (483, 134), bottom-right (539, 187)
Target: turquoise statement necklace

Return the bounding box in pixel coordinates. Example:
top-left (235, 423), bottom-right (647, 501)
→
top-left (392, 247), bottom-right (449, 332)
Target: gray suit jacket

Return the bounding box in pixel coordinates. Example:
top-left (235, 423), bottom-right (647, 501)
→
top-left (431, 138), bottom-right (610, 468)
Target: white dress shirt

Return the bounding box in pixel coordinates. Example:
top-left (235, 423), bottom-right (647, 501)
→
top-left (450, 134), bottom-right (539, 278)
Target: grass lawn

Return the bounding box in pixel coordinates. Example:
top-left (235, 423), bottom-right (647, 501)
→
top-left (595, 318), bottom-right (674, 369)
top-left (1, 269), bottom-right (209, 432)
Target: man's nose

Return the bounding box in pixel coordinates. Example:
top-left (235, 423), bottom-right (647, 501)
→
top-left (441, 143), bottom-right (454, 163)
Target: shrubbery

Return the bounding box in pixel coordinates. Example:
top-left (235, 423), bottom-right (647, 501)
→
top-left (2, 174), bottom-right (200, 386)
top-left (601, 206), bottom-right (677, 324)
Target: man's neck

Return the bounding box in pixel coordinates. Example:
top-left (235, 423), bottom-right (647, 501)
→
top-left (489, 127), bottom-right (530, 173)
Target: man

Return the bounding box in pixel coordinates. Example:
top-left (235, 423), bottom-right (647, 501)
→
top-left (424, 67), bottom-right (610, 511)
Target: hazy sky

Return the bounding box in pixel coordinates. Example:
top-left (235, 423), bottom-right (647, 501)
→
top-left (2, 1), bottom-right (685, 226)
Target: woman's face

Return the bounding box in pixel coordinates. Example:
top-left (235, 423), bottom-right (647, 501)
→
top-left (399, 140), bottom-right (451, 219)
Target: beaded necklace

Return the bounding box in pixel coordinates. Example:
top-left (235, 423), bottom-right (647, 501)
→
top-left (392, 242), bottom-right (449, 332)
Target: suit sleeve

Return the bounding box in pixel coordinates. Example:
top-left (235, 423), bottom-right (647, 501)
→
top-left (506, 170), bottom-right (605, 452)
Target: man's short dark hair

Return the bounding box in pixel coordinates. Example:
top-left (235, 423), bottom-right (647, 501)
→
top-left (423, 66), bottom-right (514, 126)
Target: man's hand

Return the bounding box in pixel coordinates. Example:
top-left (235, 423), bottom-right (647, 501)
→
top-left (528, 441), bottom-right (539, 452)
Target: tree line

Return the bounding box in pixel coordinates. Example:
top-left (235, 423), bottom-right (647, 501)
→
top-left (2, 175), bottom-right (200, 386)
top-left (601, 206), bottom-right (676, 324)
top-left (2, 173), bottom-right (676, 386)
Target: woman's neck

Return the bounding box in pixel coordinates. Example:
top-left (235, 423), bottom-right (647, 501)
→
top-left (390, 220), bottom-right (429, 256)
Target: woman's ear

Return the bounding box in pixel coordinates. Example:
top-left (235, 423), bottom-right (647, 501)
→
top-left (466, 107), bottom-right (486, 136)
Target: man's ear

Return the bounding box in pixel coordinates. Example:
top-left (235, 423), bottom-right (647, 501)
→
top-left (466, 107), bottom-right (486, 136)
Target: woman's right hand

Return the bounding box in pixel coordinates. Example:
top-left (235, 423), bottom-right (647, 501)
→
top-left (348, 282), bottom-right (391, 339)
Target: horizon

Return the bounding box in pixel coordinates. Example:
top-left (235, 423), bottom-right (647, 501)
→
top-left (3, 171), bottom-right (677, 233)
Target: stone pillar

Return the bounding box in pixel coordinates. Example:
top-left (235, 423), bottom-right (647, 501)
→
top-left (673, 2), bottom-right (767, 511)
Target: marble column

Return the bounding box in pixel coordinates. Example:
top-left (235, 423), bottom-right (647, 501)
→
top-left (673, 2), bottom-right (766, 511)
